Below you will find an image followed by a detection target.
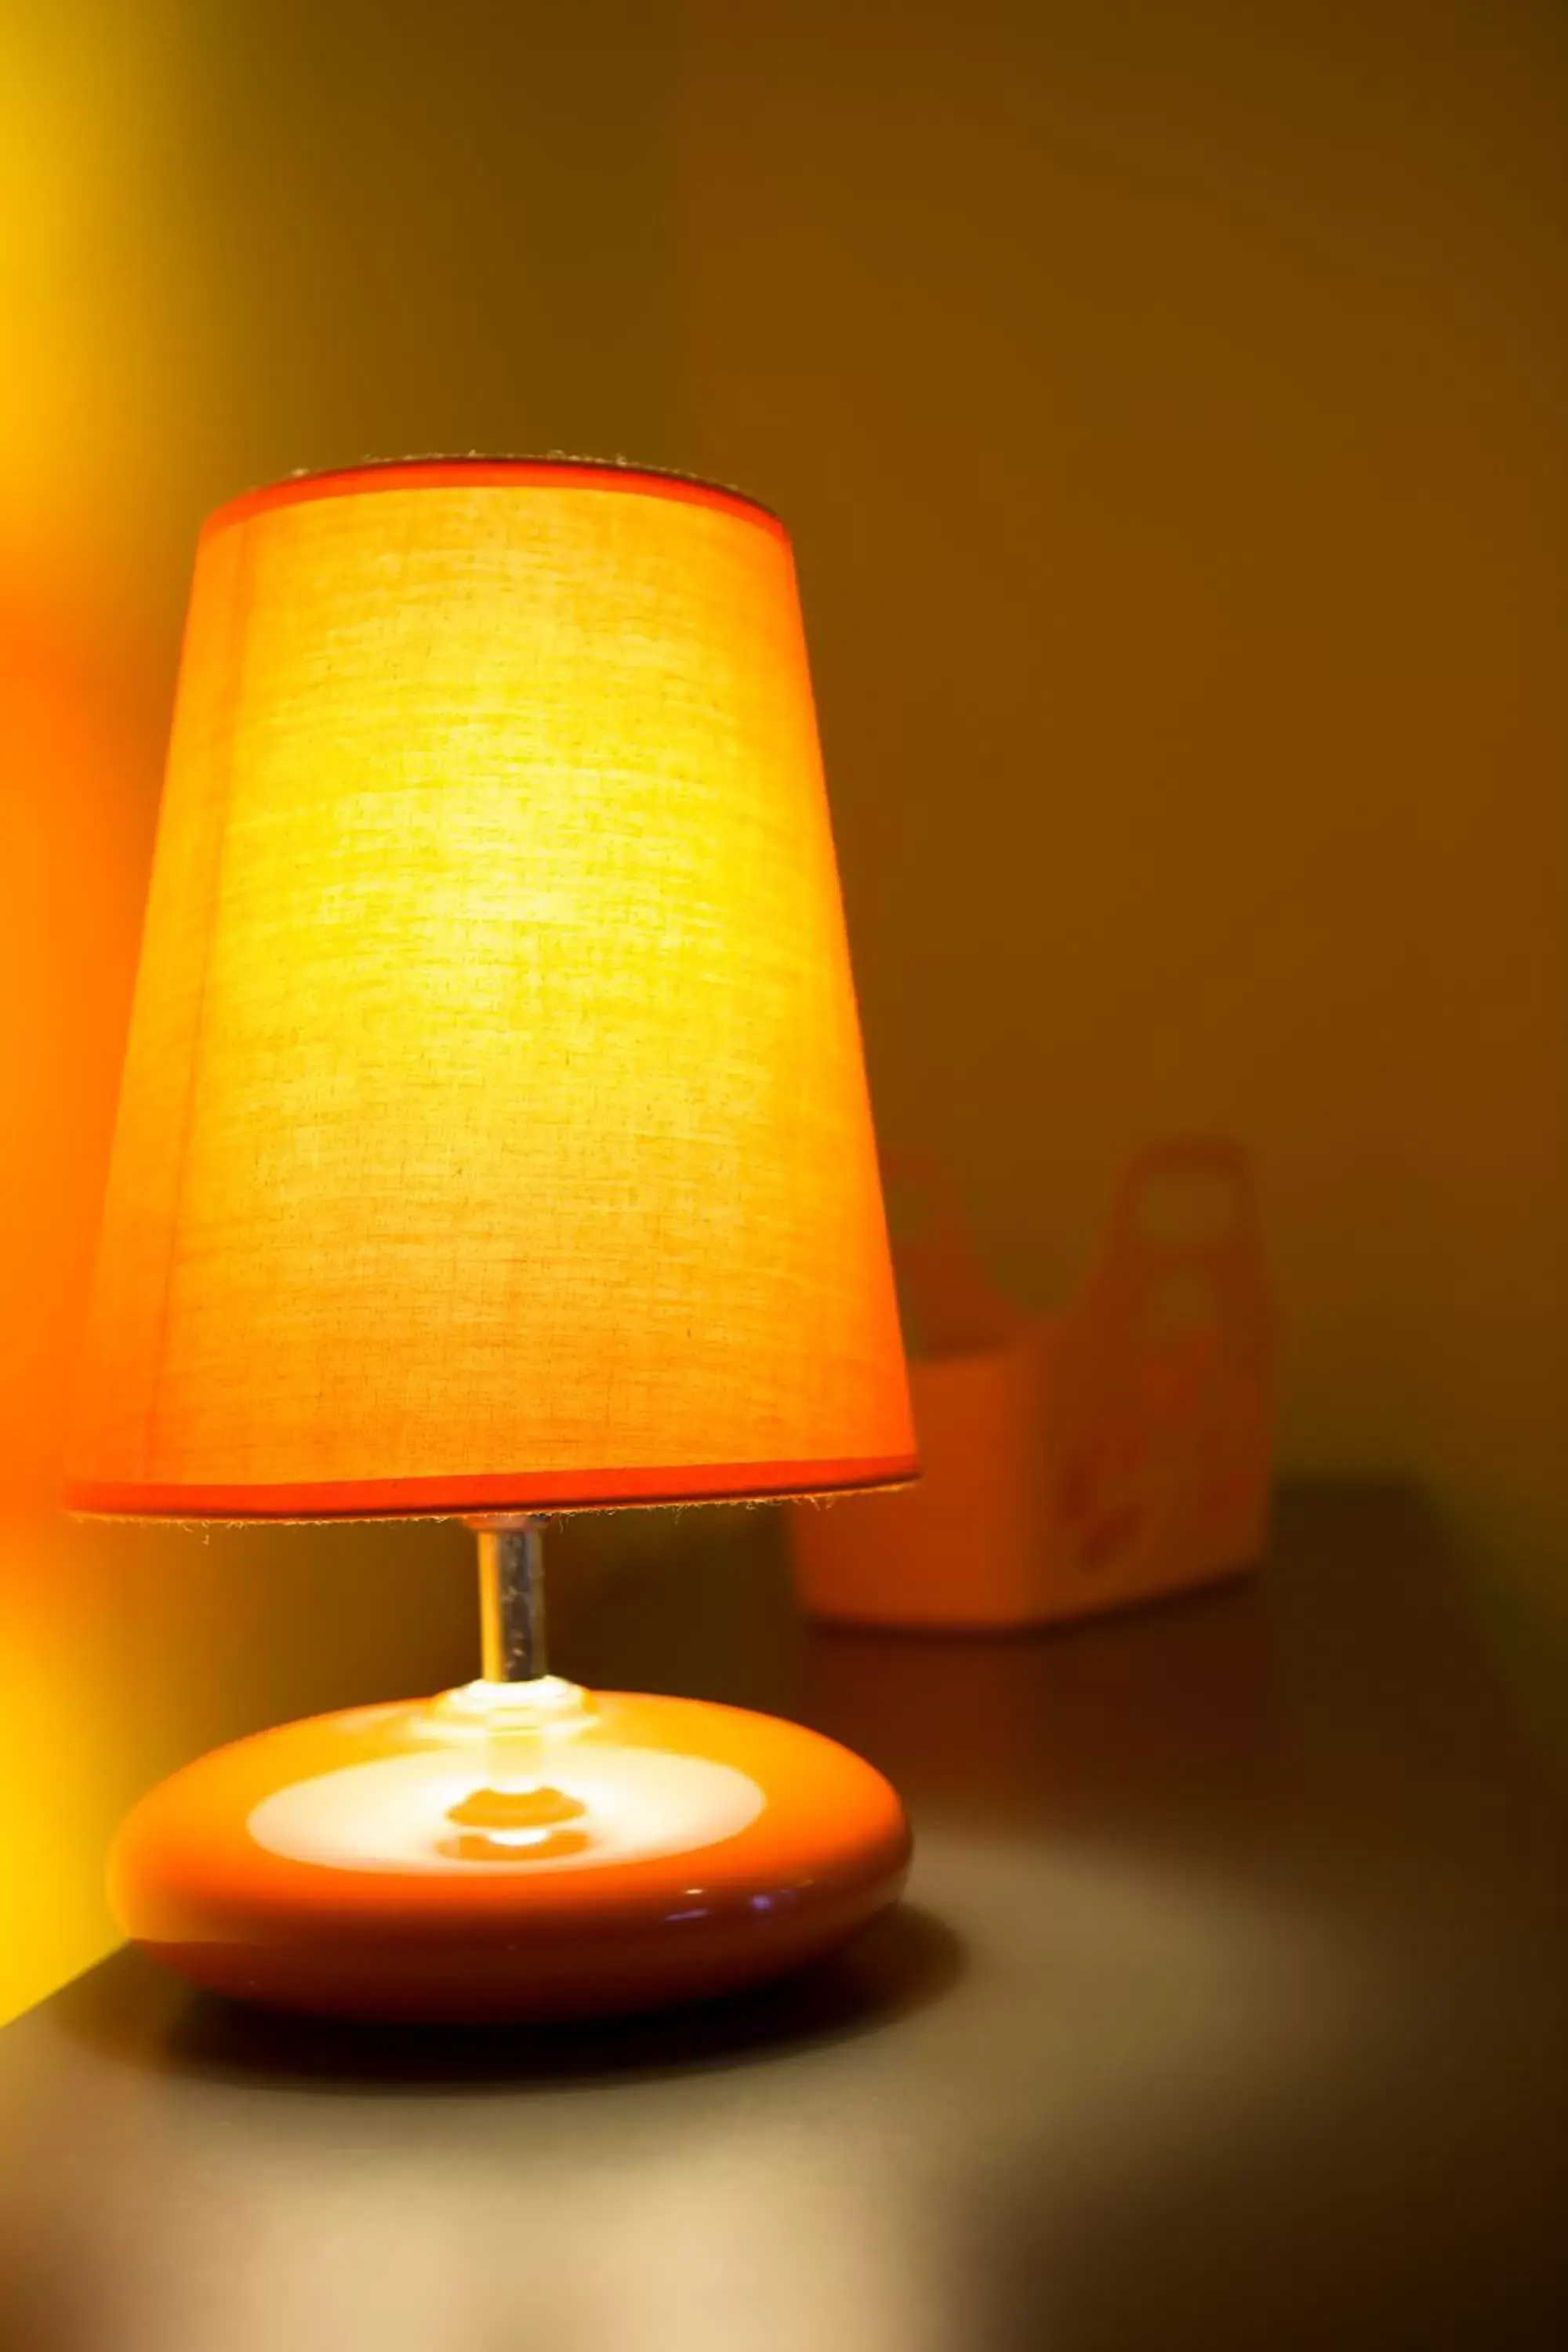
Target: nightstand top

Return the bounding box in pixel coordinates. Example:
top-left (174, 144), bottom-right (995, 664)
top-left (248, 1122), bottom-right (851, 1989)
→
top-left (2, 1486), bottom-right (1565, 2350)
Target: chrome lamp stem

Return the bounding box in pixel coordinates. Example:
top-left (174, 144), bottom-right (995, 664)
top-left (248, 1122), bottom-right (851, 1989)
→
top-left (470, 1517), bottom-right (548, 1685)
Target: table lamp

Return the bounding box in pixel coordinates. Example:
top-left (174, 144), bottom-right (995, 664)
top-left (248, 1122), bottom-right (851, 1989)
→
top-left (66, 458), bottom-right (917, 2025)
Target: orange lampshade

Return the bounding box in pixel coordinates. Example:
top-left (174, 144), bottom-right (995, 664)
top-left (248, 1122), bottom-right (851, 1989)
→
top-left (67, 459), bottom-right (914, 1519)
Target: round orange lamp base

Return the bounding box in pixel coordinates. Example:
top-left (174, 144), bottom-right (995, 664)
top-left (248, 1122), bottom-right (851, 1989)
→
top-left (111, 1685), bottom-right (910, 2025)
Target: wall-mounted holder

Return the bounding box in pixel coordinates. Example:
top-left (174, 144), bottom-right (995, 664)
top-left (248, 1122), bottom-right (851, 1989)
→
top-left (789, 1139), bottom-right (1274, 1631)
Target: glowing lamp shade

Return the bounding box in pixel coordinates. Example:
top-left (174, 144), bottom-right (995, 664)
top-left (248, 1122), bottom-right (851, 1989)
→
top-left (67, 461), bottom-right (914, 2026)
top-left (67, 462), bottom-right (914, 1518)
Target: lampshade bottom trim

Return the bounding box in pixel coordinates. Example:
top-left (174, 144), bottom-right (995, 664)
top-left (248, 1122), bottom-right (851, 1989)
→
top-left (66, 1452), bottom-right (920, 1523)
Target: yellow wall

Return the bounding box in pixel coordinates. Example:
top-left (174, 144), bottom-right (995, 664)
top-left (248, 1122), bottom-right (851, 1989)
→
top-left (677, 0), bottom-right (1568, 1763)
top-left (4, 0), bottom-right (1566, 2018)
top-left (0, 0), bottom-right (681, 2024)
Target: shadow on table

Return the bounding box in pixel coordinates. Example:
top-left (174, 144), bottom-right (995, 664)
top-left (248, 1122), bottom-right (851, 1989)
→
top-left (52, 1900), bottom-right (964, 2096)
top-left (974, 1959), bottom-right (1568, 2352)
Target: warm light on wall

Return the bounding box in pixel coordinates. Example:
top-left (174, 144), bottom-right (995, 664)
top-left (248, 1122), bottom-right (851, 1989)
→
top-left (8, 0), bottom-right (1567, 2034)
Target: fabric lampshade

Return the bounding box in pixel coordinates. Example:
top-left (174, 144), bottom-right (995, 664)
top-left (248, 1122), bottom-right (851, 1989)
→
top-left (67, 460), bottom-right (915, 1519)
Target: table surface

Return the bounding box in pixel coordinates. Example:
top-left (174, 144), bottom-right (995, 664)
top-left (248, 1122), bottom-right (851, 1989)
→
top-left (2, 1485), bottom-right (1566, 2351)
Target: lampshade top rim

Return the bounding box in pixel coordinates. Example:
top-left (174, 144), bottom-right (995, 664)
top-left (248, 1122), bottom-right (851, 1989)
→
top-left (202, 457), bottom-right (786, 545)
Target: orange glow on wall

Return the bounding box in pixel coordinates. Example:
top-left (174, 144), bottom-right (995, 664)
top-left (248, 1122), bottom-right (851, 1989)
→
top-left (68, 461), bottom-right (914, 1519)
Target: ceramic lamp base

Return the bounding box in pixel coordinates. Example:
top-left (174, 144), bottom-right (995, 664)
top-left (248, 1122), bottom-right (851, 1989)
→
top-left (111, 1682), bottom-right (910, 2024)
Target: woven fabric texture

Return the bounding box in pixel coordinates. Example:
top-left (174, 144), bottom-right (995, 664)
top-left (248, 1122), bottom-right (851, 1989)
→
top-left (68, 465), bottom-right (913, 1516)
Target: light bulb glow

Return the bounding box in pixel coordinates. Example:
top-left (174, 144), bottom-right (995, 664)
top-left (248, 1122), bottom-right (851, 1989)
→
top-left (67, 462), bottom-right (916, 1519)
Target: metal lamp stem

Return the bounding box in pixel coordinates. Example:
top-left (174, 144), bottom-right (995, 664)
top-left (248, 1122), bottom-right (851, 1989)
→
top-left (471, 1518), bottom-right (548, 1684)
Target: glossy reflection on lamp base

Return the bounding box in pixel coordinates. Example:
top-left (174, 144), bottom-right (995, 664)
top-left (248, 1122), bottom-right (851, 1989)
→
top-left (110, 1685), bottom-right (911, 2024)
